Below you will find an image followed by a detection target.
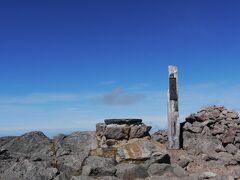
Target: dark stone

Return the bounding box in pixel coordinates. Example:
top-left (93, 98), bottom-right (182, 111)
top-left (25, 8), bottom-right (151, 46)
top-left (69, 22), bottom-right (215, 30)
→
top-left (225, 144), bottom-right (238, 155)
top-left (151, 130), bottom-right (168, 144)
top-left (171, 164), bottom-right (188, 178)
top-left (177, 158), bottom-right (190, 168)
top-left (144, 153), bottom-right (171, 169)
top-left (147, 163), bottom-right (171, 176)
top-left (129, 124), bottom-right (151, 139)
top-left (116, 164), bottom-right (149, 180)
top-left (82, 156), bottom-right (116, 176)
top-left (104, 124), bottom-right (130, 140)
top-left (222, 127), bottom-right (237, 145)
top-left (104, 119), bottom-right (142, 125)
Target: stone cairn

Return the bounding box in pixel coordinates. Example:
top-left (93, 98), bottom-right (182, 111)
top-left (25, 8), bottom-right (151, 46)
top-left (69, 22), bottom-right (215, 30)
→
top-left (183, 106), bottom-right (240, 156)
top-left (96, 119), bottom-right (152, 147)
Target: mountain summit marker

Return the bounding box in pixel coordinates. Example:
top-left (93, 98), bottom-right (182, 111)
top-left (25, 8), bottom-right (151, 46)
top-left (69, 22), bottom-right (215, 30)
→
top-left (168, 65), bottom-right (180, 149)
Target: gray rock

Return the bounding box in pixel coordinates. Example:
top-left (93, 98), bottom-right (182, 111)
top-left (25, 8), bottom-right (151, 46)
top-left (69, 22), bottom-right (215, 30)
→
top-left (0, 159), bottom-right (58, 180)
top-left (213, 152), bottom-right (234, 165)
top-left (201, 120), bottom-right (215, 127)
top-left (151, 130), bottom-right (168, 144)
top-left (202, 154), bottom-right (218, 161)
top-left (194, 111), bottom-right (209, 122)
top-left (171, 164), bottom-right (188, 178)
top-left (201, 171), bottom-right (217, 179)
top-left (104, 119), bottom-right (142, 125)
top-left (116, 163), bottom-right (149, 180)
top-left (129, 124), bottom-right (151, 139)
top-left (82, 156), bottom-right (116, 176)
top-left (225, 144), bottom-right (238, 155)
top-left (221, 127), bottom-right (237, 145)
top-left (70, 175), bottom-right (95, 180)
top-left (116, 139), bottom-right (168, 162)
top-left (183, 121), bottom-right (202, 133)
top-left (227, 112), bottom-right (239, 119)
top-left (96, 176), bottom-right (120, 180)
top-left (183, 122), bottom-right (192, 131)
top-left (104, 124), bottom-right (130, 140)
top-left (54, 131), bottom-right (98, 176)
top-left (235, 135), bottom-right (240, 143)
top-left (177, 157), bottom-right (190, 168)
top-left (54, 172), bottom-right (70, 180)
top-left (144, 152), bottom-right (170, 169)
top-left (233, 150), bottom-right (240, 162)
top-left (0, 136), bottom-right (16, 148)
top-left (215, 144), bottom-right (226, 152)
top-left (211, 109), bottom-right (221, 118)
top-left (201, 126), bottom-right (211, 136)
top-left (147, 163), bottom-right (171, 176)
top-left (96, 123), bottom-right (106, 137)
top-left (212, 124), bottom-right (226, 135)
top-left (183, 132), bottom-right (222, 155)
top-left (2, 131), bottom-right (52, 161)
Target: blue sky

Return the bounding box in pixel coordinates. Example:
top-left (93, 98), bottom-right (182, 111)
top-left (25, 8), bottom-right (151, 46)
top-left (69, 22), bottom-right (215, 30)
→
top-left (0, 0), bottom-right (240, 137)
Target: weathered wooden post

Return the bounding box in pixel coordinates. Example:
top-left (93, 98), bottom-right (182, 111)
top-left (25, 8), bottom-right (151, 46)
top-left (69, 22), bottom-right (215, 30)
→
top-left (168, 65), bottom-right (180, 149)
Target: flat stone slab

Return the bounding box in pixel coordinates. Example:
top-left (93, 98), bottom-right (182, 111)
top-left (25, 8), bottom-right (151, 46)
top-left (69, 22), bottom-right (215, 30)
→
top-left (104, 119), bottom-right (142, 125)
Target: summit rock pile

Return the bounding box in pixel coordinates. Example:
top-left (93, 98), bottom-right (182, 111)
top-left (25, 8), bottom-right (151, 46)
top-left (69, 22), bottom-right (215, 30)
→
top-left (183, 106), bottom-right (240, 167)
top-left (183, 106), bottom-right (240, 154)
top-left (96, 119), bottom-right (152, 147)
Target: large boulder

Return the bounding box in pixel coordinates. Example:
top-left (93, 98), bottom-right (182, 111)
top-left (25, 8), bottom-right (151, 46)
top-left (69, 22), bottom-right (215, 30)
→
top-left (1, 131), bottom-right (52, 161)
top-left (115, 138), bottom-right (168, 162)
top-left (82, 156), bottom-right (116, 176)
top-left (53, 131), bottom-right (98, 176)
top-left (1, 159), bottom-right (58, 180)
top-left (116, 163), bottom-right (149, 180)
top-left (0, 131), bottom-right (56, 180)
top-left (129, 124), bottom-right (151, 139)
top-left (104, 124), bottom-right (130, 140)
top-left (147, 163), bottom-right (171, 176)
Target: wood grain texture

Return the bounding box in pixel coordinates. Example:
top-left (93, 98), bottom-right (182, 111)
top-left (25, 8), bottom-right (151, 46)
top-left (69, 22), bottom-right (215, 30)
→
top-left (168, 65), bottom-right (180, 149)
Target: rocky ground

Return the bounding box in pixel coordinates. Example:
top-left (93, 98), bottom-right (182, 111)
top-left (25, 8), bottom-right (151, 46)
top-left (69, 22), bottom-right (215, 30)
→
top-left (0, 106), bottom-right (240, 180)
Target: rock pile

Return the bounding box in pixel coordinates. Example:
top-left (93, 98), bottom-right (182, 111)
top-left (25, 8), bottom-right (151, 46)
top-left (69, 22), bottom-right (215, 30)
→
top-left (96, 119), bottom-right (152, 147)
top-left (183, 106), bottom-right (240, 164)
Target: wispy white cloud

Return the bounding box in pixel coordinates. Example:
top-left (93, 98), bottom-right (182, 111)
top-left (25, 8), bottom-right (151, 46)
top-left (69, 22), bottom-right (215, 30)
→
top-left (99, 80), bottom-right (115, 85)
top-left (101, 87), bottom-right (146, 106)
top-left (128, 83), bottom-right (151, 90)
top-left (0, 92), bottom-right (98, 105)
